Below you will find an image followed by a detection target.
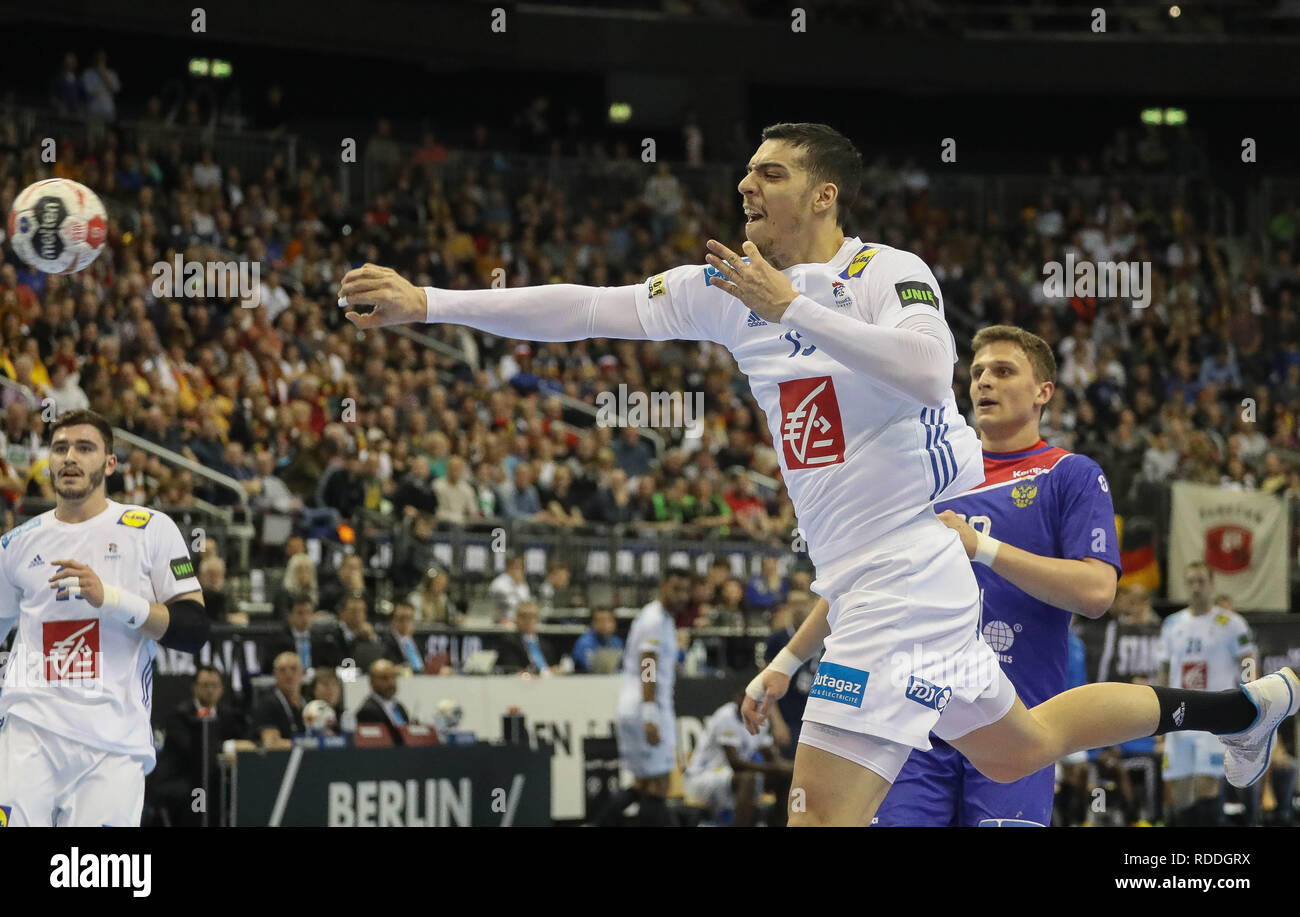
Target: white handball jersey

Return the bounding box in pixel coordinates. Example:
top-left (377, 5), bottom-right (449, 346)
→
top-left (635, 239), bottom-right (983, 567)
top-left (684, 700), bottom-right (772, 779)
top-left (0, 501), bottom-right (201, 772)
top-left (619, 599), bottom-right (677, 711)
top-left (1157, 606), bottom-right (1255, 691)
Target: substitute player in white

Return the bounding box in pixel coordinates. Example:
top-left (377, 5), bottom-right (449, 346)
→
top-left (1158, 561), bottom-right (1256, 826)
top-left (0, 410), bottom-right (209, 827)
top-left (601, 567), bottom-right (689, 827)
top-left (683, 689), bottom-right (792, 826)
top-left (338, 122), bottom-right (1299, 826)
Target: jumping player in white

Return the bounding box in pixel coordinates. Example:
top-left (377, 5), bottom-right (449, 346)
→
top-left (0, 410), bottom-right (210, 827)
top-left (337, 122), bottom-right (1299, 826)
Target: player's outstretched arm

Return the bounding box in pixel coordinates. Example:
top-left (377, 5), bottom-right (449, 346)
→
top-left (337, 264), bottom-right (651, 342)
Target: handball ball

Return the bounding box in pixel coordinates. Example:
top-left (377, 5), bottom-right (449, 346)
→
top-left (303, 699), bottom-right (337, 734)
top-left (7, 178), bottom-right (108, 274)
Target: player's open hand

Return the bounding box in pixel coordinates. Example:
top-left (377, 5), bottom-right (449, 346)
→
top-left (741, 668), bottom-right (790, 735)
top-left (705, 239), bottom-right (798, 323)
top-left (936, 510), bottom-right (978, 559)
top-left (337, 264), bottom-right (427, 329)
top-left (48, 559), bottom-right (105, 607)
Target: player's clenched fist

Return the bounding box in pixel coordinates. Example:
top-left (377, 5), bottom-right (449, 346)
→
top-left (337, 264), bottom-right (427, 329)
top-left (741, 667), bottom-right (791, 735)
top-left (704, 239), bottom-right (799, 324)
top-left (48, 559), bottom-right (105, 607)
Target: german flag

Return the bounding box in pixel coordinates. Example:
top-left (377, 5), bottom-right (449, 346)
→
top-left (1116, 513), bottom-right (1161, 591)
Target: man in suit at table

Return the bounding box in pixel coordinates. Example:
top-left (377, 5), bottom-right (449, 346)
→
top-left (495, 602), bottom-right (560, 675)
top-left (263, 598), bottom-right (344, 672)
top-left (355, 659), bottom-right (412, 745)
top-left (381, 600), bottom-right (425, 673)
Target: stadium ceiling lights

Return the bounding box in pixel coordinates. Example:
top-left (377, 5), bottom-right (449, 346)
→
top-left (608, 102), bottom-right (632, 124)
top-left (188, 58), bottom-right (233, 79)
top-left (1140, 107), bottom-right (1187, 126)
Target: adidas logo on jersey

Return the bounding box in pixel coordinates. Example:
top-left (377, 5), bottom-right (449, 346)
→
top-left (28, 554), bottom-right (44, 568)
top-left (746, 310), bottom-right (767, 327)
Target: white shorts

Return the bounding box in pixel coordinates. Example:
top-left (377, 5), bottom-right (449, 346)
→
top-left (615, 710), bottom-right (677, 779)
top-left (683, 767), bottom-right (735, 810)
top-left (803, 510), bottom-right (1017, 752)
top-left (0, 715), bottom-right (144, 827)
top-left (1162, 731), bottom-right (1225, 781)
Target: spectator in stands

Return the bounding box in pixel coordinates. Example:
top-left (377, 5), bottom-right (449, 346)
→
top-left (679, 575), bottom-right (717, 628)
top-left (309, 666), bottom-right (350, 734)
top-left (433, 454), bottom-right (479, 524)
top-left (1259, 451), bottom-right (1289, 495)
top-left (712, 579), bottom-right (746, 629)
top-left (50, 52), bottom-right (86, 115)
top-left (317, 447), bottom-right (366, 521)
top-left (82, 50), bottom-right (120, 120)
top-left (254, 652), bottom-right (307, 749)
top-left (687, 475), bottom-right (733, 532)
top-left (391, 455), bottom-right (438, 516)
top-left (743, 556), bottom-right (789, 621)
top-left (496, 602), bottom-right (559, 675)
top-left (407, 567), bottom-right (462, 627)
top-left (572, 607), bottom-right (624, 673)
top-left (489, 554), bottom-right (532, 623)
top-left (274, 552), bottom-right (320, 618)
top-left (246, 447), bottom-right (302, 513)
top-left (536, 560), bottom-right (573, 613)
top-left (612, 425), bottom-right (653, 476)
top-left (335, 595), bottom-right (383, 670)
top-left (198, 555), bottom-right (248, 625)
top-left (319, 553), bottom-right (368, 616)
top-left (500, 463), bottom-right (546, 521)
top-left (583, 468), bottom-right (637, 525)
top-left (382, 600), bottom-right (426, 673)
top-left (355, 659), bottom-right (411, 744)
top-left (540, 464), bottom-right (585, 526)
top-left (265, 597), bottom-right (343, 672)
top-left (723, 470), bottom-right (769, 535)
top-left (43, 363), bottom-right (89, 414)
top-left (151, 665), bottom-right (252, 826)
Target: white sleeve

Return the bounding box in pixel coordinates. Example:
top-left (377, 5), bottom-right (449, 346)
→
top-left (424, 283), bottom-right (650, 342)
top-left (632, 263), bottom-right (736, 344)
top-left (148, 513), bottom-right (202, 603)
top-left (1230, 616), bottom-right (1256, 659)
top-left (780, 297), bottom-right (954, 407)
top-left (0, 553), bottom-right (16, 645)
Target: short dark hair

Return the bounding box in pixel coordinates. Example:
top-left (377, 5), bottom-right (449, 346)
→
top-left (48, 409), bottom-right (114, 455)
top-left (759, 122), bottom-right (863, 225)
top-left (971, 325), bottom-right (1058, 386)
top-left (194, 663), bottom-right (222, 683)
top-left (591, 607), bottom-right (614, 621)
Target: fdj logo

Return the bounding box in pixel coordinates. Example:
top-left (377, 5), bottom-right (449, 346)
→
top-left (808, 662), bottom-right (868, 708)
top-left (905, 675), bottom-right (952, 712)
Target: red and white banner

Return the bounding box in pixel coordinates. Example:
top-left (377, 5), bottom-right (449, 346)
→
top-left (1167, 482), bottom-right (1289, 611)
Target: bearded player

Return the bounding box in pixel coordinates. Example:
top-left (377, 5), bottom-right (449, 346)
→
top-left (338, 122), bottom-right (1298, 826)
top-left (0, 410), bottom-right (210, 827)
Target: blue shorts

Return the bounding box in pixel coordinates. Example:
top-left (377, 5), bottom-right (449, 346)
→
top-left (873, 738), bottom-right (1055, 827)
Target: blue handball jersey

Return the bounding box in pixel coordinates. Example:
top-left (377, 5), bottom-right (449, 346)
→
top-left (935, 439), bottom-right (1122, 708)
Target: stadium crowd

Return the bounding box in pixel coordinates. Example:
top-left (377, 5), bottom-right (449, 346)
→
top-left (3, 50), bottom-right (1300, 640)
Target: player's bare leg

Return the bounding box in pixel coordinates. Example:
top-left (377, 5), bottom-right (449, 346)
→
top-left (787, 743), bottom-right (892, 826)
top-left (949, 669), bottom-right (1300, 790)
top-left (733, 770), bottom-right (758, 827)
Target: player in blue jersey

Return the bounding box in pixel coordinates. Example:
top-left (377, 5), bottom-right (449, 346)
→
top-left (873, 325), bottom-right (1122, 826)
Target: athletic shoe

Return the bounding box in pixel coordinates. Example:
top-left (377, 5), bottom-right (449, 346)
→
top-left (1221, 667), bottom-right (1300, 788)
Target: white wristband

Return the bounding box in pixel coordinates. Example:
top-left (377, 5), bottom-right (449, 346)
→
top-left (423, 287), bottom-right (437, 324)
top-left (102, 584), bottom-right (151, 629)
top-left (973, 531), bottom-right (1002, 567)
top-left (768, 646), bottom-right (804, 678)
top-left (639, 701), bottom-right (659, 723)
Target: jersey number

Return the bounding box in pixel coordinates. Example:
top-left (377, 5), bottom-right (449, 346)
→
top-left (954, 513), bottom-right (992, 536)
top-left (784, 330), bottom-right (816, 358)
